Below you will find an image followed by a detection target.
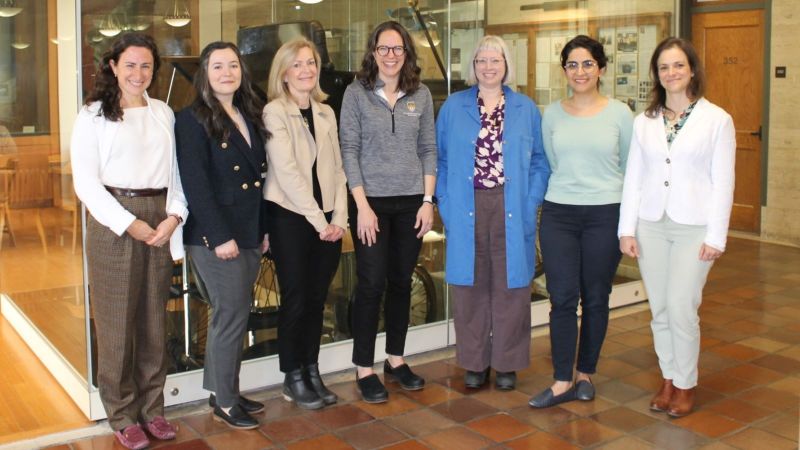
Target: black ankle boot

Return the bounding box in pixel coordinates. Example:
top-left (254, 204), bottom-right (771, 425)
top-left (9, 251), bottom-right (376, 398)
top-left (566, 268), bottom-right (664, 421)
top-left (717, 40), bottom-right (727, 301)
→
top-left (283, 368), bottom-right (324, 410)
top-left (305, 363), bottom-right (338, 405)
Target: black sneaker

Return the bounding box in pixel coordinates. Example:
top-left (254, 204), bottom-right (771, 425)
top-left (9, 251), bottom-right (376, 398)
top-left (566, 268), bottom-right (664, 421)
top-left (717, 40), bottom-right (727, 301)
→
top-left (383, 360), bottom-right (425, 391)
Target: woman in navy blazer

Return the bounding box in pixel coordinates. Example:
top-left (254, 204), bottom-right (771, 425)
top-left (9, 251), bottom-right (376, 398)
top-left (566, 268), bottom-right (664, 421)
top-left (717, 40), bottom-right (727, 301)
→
top-left (619, 37), bottom-right (735, 418)
top-left (175, 42), bottom-right (269, 430)
top-left (435, 35), bottom-right (550, 390)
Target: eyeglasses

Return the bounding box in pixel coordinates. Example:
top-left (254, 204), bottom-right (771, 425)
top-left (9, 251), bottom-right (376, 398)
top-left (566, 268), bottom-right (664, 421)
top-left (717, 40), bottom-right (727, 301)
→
top-left (376, 45), bottom-right (406, 56)
top-left (564, 60), bottom-right (598, 72)
top-left (474, 57), bottom-right (505, 67)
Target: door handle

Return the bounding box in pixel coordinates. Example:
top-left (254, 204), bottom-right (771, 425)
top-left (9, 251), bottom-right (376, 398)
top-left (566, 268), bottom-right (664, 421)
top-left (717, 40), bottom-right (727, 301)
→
top-left (750, 126), bottom-right (762, 141)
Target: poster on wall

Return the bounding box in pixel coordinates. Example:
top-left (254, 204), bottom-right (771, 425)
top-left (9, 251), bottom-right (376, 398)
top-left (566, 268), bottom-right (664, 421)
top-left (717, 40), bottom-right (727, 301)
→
top-left (616, 76), bottom-right (636, 97)
top-left (617, 54), bottom-right (638, 76)
top-left (616, 27), bottom-right (638, 53)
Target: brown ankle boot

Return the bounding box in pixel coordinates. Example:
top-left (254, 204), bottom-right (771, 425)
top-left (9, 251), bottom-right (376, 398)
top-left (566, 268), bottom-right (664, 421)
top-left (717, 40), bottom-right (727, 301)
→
top-left (649, 379), bottom-right (674, 412)
top-left (667, 387), bottom-right (696, 417)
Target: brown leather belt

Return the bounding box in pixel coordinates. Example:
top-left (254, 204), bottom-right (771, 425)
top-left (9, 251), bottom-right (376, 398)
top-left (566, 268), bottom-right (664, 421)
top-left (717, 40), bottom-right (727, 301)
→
top-left (105, 186), bottom-right (168, 197)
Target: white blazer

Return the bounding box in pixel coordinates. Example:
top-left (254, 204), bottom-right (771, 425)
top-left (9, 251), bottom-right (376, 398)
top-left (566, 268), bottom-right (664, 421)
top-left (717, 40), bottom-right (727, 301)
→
top-left (70, 92), bottom-right (188, 260)
top-left (618, 98), bottom-right (736, 251)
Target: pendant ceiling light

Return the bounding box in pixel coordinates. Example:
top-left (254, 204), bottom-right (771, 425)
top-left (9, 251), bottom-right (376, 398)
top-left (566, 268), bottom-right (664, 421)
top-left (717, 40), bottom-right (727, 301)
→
top-left (0, 0), bottom-right (23, 17)
top-left (298, 0), bottom-right (323, 4)
top-left (11, 42), bottom-right (30, 49)
top-left (164, 0), bottom-right (191, 27)
top-left (98, 14), bottom-right (122, 37)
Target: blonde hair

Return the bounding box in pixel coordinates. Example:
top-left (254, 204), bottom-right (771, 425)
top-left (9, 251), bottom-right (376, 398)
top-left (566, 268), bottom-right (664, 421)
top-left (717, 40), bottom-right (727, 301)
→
top-left (267, 38), bottom-right (328, 103)
top-left (466, 35), bottom-right (516, 87)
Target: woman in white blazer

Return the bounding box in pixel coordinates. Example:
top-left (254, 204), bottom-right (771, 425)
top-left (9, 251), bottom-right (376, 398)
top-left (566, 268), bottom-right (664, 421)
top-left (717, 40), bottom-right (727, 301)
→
top-left (263, 38), bottom-right (348, 410)
top-left (619, 37), bottom-right (735, 418)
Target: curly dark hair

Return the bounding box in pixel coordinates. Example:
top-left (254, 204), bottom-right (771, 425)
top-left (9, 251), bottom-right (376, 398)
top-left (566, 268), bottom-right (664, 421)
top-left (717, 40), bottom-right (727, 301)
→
top-left (356, 21), bottom-right (421, 94)
top-left (645, 37), bottom-right (706, 118)
top-left (85, 33), bottom-right (160, 122)
top-left (190, 41), bottom-right (269, 143)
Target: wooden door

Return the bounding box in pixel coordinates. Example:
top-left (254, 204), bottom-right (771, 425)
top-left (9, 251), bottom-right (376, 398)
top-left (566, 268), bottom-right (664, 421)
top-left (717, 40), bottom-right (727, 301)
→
top-left (692, 10), bottom-right (764, 232)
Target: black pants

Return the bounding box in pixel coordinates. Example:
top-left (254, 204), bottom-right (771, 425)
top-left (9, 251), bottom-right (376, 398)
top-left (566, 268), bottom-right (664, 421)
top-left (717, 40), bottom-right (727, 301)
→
top-left (540, 201), bottom-right (622, 381)
top-left (349, 195), bottom-right (424, 367)
top-left (268, 202), bottom-right (342, 373)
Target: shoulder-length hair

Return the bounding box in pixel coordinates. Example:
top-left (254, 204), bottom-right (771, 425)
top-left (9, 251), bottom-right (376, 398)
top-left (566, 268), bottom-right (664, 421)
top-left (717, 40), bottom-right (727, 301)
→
top-left (267, 38), bottom-right (328, 104)
top-left (560, 34), bottom-right (607, 88)
top-left (190, 41), bottom-right (268, 142)
top-left (645, 37), bottom-right (706, 118)
top-left (355, 21), bottom-right (421, 94)
top-left (85, 33), bottom-right (160, 122)
top-left (465, 35), bottom-right (515, 87)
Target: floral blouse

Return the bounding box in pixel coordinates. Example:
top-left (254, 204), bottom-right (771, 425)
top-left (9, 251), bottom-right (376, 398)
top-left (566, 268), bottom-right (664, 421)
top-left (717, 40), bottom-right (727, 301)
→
top-left (663, 100), bottom-right (698, 148)
top-left (473, 93), bottom-right (506, 189)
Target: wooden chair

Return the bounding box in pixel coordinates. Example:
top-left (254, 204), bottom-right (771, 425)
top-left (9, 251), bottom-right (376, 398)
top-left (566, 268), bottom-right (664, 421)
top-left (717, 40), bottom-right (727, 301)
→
top-left (7, 153), bottom-right (53, 254)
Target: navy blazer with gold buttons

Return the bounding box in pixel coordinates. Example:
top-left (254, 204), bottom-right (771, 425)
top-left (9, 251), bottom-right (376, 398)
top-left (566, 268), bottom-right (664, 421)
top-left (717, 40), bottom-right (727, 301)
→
top-left (175, 107), bottom-right (268, 250)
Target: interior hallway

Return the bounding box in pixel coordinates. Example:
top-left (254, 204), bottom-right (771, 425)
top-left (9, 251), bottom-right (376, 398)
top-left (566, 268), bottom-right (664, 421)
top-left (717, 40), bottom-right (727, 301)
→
top-left (8, 236), bottom-right (800, 449)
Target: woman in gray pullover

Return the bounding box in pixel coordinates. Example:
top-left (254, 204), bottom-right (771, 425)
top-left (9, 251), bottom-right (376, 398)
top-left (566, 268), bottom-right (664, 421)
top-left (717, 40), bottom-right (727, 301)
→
top-left (339, 20), bottom-right (437, 404)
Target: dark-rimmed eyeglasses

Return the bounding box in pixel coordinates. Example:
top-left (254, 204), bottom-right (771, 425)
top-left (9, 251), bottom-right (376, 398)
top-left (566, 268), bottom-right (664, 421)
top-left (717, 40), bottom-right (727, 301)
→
top-left (376, 45), bottom-right (406, 56)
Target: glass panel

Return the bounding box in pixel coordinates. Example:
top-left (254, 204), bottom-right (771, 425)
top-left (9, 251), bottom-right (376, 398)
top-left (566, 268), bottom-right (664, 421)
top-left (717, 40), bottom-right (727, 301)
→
top-left (0, 1), bottom-right (87, 380)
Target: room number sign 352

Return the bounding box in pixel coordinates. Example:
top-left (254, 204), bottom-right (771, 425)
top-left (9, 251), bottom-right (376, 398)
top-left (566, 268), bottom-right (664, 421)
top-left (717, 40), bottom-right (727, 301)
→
top-left (723, 56), bottom-right (739, 64)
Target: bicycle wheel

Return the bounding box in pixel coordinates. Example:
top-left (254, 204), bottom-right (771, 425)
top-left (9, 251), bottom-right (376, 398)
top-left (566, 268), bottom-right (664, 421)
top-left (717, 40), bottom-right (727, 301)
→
top-left (409, 265), bottom-right (437, 326)
top-left (534, 205), bottom-right (544, 279)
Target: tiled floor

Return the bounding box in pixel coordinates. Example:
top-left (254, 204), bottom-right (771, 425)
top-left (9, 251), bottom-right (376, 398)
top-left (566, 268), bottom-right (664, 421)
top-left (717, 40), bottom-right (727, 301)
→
top-left (46, 238), bottom-right (800, 449)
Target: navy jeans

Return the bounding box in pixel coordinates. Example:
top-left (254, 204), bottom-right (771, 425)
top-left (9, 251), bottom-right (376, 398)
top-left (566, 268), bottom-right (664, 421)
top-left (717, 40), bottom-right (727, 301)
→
top-left (348, 195), bottom-right (424, 367)
top-left (540, 200), bottom-right (622, 381)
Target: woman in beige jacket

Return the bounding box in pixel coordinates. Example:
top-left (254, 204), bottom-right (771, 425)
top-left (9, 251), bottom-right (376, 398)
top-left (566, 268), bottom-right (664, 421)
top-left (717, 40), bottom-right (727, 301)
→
top-left (262, 37), bottom-right (348, 410)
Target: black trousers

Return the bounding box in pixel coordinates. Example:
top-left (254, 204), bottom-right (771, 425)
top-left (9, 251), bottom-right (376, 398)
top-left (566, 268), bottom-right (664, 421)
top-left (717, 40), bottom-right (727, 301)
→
top-left (268, 202), bottom-right (342, 373)
top-left (349, 195), bottom-right (424, 367)
top-left (540, 200), bottom-right (622, 381)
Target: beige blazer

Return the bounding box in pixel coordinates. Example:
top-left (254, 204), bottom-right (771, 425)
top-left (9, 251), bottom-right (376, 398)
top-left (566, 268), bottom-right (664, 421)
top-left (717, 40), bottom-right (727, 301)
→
top-left (262, 96), bottom-right (348, 232)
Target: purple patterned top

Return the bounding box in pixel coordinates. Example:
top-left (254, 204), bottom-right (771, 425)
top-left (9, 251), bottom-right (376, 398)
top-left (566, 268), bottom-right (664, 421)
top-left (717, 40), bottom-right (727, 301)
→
top-left (473, 93), bottom-right (505, 189)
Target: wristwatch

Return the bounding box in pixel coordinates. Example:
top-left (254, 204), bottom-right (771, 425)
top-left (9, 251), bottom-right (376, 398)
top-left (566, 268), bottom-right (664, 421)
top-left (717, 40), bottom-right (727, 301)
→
top-left (423, 195), bottom-right (435, 205)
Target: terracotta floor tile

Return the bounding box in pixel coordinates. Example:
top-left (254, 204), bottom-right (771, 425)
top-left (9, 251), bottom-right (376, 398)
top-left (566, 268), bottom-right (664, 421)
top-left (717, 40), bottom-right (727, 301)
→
top-left (606, 331), bottom-right (653, 349)
top-left (722, 428), bottom-right (798, 450)
top-left (591, 436), bottom-right (658, 450)
top-left (551, 417), bottom-right (622, 447)
top-left (596, 380), bottom-right (648, 404)
top-left (670, 410), bottom-right (745, 438)
top-left (470, 388), bottom-right (530, 411)
top-left (203, 429), bottom-right (272, 450)
top-left (505, 430), bottom-right (579, 450)
top-left (708, 343), bottom-right (768, 362)
top-left (354, 395), bottom-right (421, 418)
top-left (412, 361), bottom-right (463, 382)
top-left (284, 433), bottom-right (353, 450)
top-left (737, 336), bottom-right (792, 353)
top-left (150, 420), bottom-right (201, 448)
top-left (704, 398), bottom-right (775, 424)
top-left (180, 413), bottom-right (232, 437)
top-left (619, 370), bottom-right (663, 393)
top-left (465, 413), bottom-right (534, 442)
top-left (694, 386), bottom-right (725, 409)
top-left (157, 439), bottom-right (215, 450)
top-left (753, 413), bottom-right (800, 441)
top-left (380, 440), bottom-right (430, 450)
top-left (509, 404), bottom-right (578, 431)
top-left (71, 434), bottom-right (119, 450)
top-left (633, 422), bottom-right (709, 449)
top-left (430, 397), bottom-right (498, 423)
top-left (589, 406), bottom-right (658, 433)
top-left (735, 387), bottom-right (799, 412)
top-left (698, 351), bottom-right (743, 373)
top-left (327, 382), bottom-right (363, 403)
top-left (703, 327), bottom-right (751, 344)
top-left (601, 340), bottom-right (636, 358)
top-left (613, 348), bottom-right (660, 370)
top-left (421, 426), bottom-right (494, 450)
top-left (701, 372), bottom-right (756, 394)
top-left (435, 375), bottom-right (489, 396)
top-left (557, 396), bottom-right (617, 417)
top-left (722, 364), bottom-right (784, 384)
top-left (768, 375), bottom-right (800, 394)
top-left (514, 373), bottom-right (553, 396)
top-left (43, 446), bottom-right (71, 450)
top-left (777, 345), bottom-right (800, 362)
top-left (259, 415), bottom-right (323, 443)
top-left (770, 306), bottom-right (800, 321)
top-left (761, 327), bottom-right (800, 346)
top-left (596, 358), bottom-right (642, 379)
top-left (258, 397), bottom-right (305, 422)
top-left (751, 354), bottom-right (800, 374)
top-left (696, 442), bottom-right (740, 450)
top-left (338, 421), bottom-right (406, 449)
top-left (383, 408), bottom-right (455, 437)
top-left (397, 381), bottom-right (463, 406)
top-left (306, 404), bottom-right (374, 430)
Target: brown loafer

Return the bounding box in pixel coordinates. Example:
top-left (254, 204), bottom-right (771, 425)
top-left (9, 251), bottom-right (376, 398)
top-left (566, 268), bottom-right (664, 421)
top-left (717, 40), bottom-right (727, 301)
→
top-left (667, 386), bottom-right (695, 418)
top-left (649, 379), bottom-right (674, 412)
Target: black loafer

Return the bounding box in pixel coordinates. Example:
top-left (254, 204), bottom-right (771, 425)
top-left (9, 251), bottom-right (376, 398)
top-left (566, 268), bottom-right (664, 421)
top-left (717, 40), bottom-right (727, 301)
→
top-left (356, 373), bottom-right (389, 403)
top-left (283, 369), bottom-right (325, 410)
top-left (209, 394), bottom-right (265, 414)
top-left (305, 363), bottom-right (338, 405)
top-left (495, 371), bottom-right (517, 390)
top-left (465, 368), bottom-right (490, 388)
top-left (575, 380), bottom-right (595, 401)
top-left (212, 404), bottom-right (259, 430)
top-left (383, 360), bottom-right (425, 391)
top-left (528, 386), bottom-right (577, 408)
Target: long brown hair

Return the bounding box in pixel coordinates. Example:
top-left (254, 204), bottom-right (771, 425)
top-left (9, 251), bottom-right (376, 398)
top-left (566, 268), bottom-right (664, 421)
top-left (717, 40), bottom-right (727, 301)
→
top-left (645, 37), bottom-right (706, 118)
top-left (190, 41), bottom-right (268, 143)
top-left (356, 21), bottom-right (421, 94)
top-left (85, 33), bottom-right (160, 122)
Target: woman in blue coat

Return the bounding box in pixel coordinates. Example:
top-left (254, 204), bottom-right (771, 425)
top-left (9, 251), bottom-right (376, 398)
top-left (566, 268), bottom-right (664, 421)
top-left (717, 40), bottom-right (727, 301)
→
top-left (435, 35), bottom-right (550, 390)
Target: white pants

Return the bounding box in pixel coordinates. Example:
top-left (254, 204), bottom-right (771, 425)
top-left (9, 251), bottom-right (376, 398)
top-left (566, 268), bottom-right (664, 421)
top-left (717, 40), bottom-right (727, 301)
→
top-left (637, 215), bottom-right (713, 389)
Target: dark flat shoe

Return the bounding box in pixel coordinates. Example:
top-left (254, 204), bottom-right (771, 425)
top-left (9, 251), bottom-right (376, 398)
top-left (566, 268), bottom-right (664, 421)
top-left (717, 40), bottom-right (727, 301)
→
top-left (383, 360), bottom-right (425, 391)
top-left (495, 371), bottom-right (517, 390)
top-left (575, 380), bottom-right (595, 401)
top-left (213, 404), bottom-right (259, 430)
top-left (464, 368), bottom-right (490, 389)
top-left (305, 363), bottom-right (338, 405)
top-left (283, 368), bottom-right (324, 410)
top-left (209, 394), bottom-right (265, 414)
top-left (356, 373), bottom-right (388, 403)
top-left (528, 386), bottom-right (577, 408)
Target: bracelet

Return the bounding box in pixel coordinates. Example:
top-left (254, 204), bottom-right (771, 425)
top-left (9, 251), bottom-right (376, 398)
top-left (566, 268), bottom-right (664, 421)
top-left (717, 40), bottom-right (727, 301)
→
top-left (168, 214), bottom-right (183, 224)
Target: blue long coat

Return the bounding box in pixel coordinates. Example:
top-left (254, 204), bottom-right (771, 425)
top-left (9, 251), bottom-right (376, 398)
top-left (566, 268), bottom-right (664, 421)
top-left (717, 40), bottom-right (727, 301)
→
top-left (435, 85), bottom-right (550, 289)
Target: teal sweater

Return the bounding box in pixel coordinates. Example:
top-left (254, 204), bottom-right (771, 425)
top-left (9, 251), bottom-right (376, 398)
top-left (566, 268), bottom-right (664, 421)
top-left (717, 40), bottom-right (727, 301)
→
top-left (542, 98), bottom-right (633, 205)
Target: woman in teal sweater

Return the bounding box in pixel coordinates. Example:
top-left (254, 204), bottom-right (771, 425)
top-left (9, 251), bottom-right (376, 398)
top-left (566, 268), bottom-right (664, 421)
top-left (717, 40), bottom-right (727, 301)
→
top-left (529, 35), bottom-right (633, 408)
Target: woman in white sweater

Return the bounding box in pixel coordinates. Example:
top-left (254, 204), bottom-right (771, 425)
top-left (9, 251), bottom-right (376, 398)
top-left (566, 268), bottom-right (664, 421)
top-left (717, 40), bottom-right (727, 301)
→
top-left (618, 37), bottom-right (736, 418)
